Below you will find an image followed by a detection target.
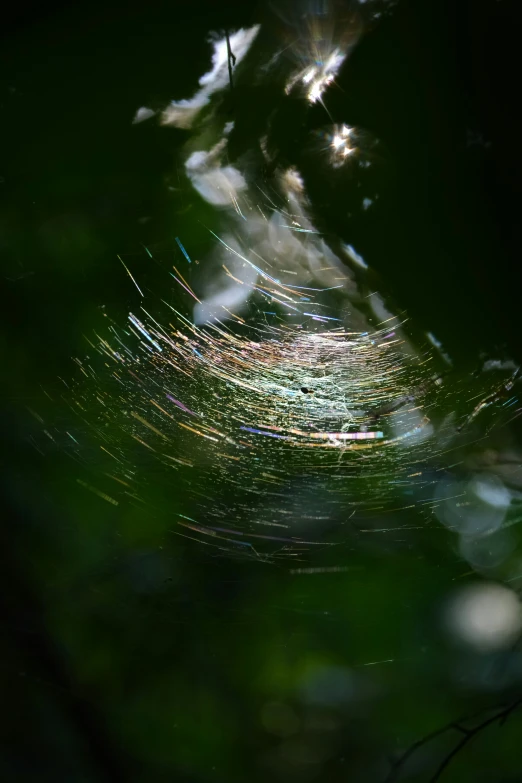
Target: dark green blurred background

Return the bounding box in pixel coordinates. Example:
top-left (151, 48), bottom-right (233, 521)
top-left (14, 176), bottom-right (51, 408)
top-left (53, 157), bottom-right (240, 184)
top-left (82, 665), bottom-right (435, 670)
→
top-left (2, 0), bottom-right (522, 781)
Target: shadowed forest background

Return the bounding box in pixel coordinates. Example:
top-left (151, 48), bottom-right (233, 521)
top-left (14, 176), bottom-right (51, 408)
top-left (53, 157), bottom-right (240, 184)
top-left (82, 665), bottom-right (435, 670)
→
top-left (1, 0), bottom-right (522, 781)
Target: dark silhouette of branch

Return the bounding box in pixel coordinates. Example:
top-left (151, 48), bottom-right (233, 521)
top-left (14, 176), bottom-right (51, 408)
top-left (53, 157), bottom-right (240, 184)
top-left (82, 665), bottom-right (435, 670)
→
top-left (385, 698), bottom-right (522, 783)
top-left (385, 714), bottom-right (474, 783)
top-left (225, 31), bottom-right (236, 93)
top-left (430, 712), bottom-right (499, 782)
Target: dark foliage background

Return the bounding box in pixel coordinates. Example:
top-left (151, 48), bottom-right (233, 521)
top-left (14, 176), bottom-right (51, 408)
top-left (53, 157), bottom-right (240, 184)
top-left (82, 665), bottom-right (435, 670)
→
top-left (1, 0), bottom-right (521, 781)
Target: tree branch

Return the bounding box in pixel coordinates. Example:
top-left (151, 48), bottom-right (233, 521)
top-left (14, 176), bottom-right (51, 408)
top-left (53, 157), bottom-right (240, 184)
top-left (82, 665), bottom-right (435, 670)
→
top-left (385, 698), bottom-right (522, 783)
top-left (225, 31), bottom-right (236, 93)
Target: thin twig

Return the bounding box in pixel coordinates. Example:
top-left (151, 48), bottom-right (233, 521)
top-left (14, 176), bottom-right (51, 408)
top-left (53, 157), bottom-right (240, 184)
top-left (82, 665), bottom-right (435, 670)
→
top-left (225, 31), bottom-right (236, 93)
top-left (384, 716), bottom-right (473, 783)
top-left (385, 698), bottom-right (522, 783)
top-left (430, 712), bottom-right (501, 782)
